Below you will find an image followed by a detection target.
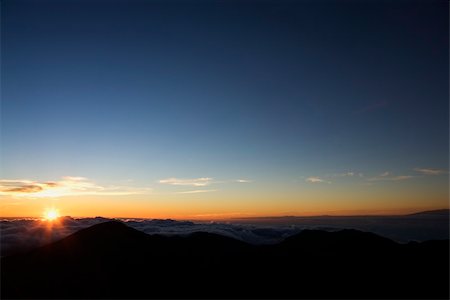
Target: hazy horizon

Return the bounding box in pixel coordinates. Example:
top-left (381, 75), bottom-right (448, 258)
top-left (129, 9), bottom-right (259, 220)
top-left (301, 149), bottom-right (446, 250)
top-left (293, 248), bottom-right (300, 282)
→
top-left (2, 207), bottom-right (449, 222)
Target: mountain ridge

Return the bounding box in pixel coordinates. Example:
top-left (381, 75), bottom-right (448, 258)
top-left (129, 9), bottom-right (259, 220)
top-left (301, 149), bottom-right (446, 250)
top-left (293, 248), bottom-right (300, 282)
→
top-left (2, 220), bottom-right (448, 299)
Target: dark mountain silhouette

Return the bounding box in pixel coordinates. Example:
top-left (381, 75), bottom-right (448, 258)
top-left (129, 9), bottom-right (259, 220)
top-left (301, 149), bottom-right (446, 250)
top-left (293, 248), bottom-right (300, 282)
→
top-left (1, 221), bottom-right (448, 299)
top-left (278, 228), bottom-right (397, 253)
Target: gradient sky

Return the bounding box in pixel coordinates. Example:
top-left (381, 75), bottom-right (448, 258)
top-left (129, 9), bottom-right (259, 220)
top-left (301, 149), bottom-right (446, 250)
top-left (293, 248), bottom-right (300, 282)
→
top-left (1, 0), bottom-right (448, 219)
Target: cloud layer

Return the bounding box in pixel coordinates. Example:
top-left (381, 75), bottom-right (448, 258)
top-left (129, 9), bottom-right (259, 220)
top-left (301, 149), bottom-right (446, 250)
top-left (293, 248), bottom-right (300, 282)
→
top-left (2, 213), bottom-right (448, 257)
top-left (0, 217), bottom-right (303, 256)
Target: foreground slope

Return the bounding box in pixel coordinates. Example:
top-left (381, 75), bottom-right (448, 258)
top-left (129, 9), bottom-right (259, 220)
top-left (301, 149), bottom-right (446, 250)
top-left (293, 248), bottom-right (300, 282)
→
top-left (1, 221), bottom-right (448, 299)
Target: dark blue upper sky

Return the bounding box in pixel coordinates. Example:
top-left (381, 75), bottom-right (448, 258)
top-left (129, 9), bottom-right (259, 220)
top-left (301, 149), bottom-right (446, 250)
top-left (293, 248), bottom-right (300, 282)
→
top-left (1, 0), bottom-right (448, 216)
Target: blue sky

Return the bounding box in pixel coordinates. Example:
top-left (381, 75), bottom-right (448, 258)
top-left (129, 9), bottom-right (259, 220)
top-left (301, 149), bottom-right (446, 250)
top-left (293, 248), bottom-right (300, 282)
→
top-left (1, 0), bottom-right (448, 217)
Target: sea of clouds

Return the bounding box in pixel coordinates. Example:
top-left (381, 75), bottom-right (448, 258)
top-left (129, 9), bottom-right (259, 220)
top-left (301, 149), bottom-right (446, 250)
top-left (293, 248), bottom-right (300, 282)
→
top-left (1, 214), bottom-right (448, 257)
top-left (0, 217), bottom-right (307, 256)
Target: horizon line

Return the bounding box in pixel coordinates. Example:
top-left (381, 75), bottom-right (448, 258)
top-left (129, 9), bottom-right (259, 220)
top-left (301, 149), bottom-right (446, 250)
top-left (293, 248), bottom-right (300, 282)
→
top-left (2, 208), bottom-right (448, 221)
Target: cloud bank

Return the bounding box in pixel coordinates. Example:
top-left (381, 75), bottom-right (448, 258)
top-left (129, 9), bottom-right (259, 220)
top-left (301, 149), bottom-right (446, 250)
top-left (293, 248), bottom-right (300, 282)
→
top-left (1, 212), bottom-right (448, 257)
top-left (0, 217), bottom-right (303, 257)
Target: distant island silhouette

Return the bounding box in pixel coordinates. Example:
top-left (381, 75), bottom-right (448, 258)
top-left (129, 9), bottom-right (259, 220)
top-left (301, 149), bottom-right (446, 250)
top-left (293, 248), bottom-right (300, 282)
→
top-left (407, 209), bottom-right (450, 216)
top-left (2, 220), bottom-right (448, 299)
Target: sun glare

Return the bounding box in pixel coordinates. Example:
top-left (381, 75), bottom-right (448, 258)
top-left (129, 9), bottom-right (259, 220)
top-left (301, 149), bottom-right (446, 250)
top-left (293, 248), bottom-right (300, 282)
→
top-left (43, 208), bottom-right (60, 221)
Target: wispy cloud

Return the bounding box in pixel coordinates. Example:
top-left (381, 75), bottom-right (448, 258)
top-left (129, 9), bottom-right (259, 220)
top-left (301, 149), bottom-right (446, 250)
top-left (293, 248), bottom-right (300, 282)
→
top-left (0, 177), bottom-right (152, 198)
top-left (414, 168), bottom-right (447, 176)
top-left (389, 175), bottom-right (414, 181)
top-left (306, 177), bottom-right (330, 184)
top-left (329, 172), bottom-right (355, 177)
top-left (368, 173), bottom-right (414, 182)
top-left (305, 167), bottom-right (443, 185)
top-left (176, 189), bottom-right (217, 194)
top-left (159, 177), bottom-right (213, 187)
top-left (235, 179), bottom-right (252, 183)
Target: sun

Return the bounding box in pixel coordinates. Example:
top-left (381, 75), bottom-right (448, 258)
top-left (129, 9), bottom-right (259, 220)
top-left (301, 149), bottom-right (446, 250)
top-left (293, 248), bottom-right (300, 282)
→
top-left (43, 208), bottom-right (60, 221)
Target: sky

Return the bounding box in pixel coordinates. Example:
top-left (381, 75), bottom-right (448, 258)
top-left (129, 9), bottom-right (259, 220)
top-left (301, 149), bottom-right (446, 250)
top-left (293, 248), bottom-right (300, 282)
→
top-left (1, 0), bottom-right (448, 219)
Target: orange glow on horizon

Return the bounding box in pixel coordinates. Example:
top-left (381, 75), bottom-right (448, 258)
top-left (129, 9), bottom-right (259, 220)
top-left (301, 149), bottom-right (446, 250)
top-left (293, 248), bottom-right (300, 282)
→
top-left (1, 190), bottom-right (447, 221)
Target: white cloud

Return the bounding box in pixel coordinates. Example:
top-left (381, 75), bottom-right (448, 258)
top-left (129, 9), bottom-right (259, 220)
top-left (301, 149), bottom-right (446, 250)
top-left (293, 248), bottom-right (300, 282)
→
top-left (176, 189), bottom-right (217, 194)
top-left (0, 177), bottom-right (152, 198)
top-left (306, 177), bottom-right (330, 184)
top-left (159, 177), bottom-right (213, 187)
top-left (236, 179), bottom-right (252, 183)
top-left (414, 168), bottom-right (447, 176)
top-left (380, 171), bottom-right (390, 177)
